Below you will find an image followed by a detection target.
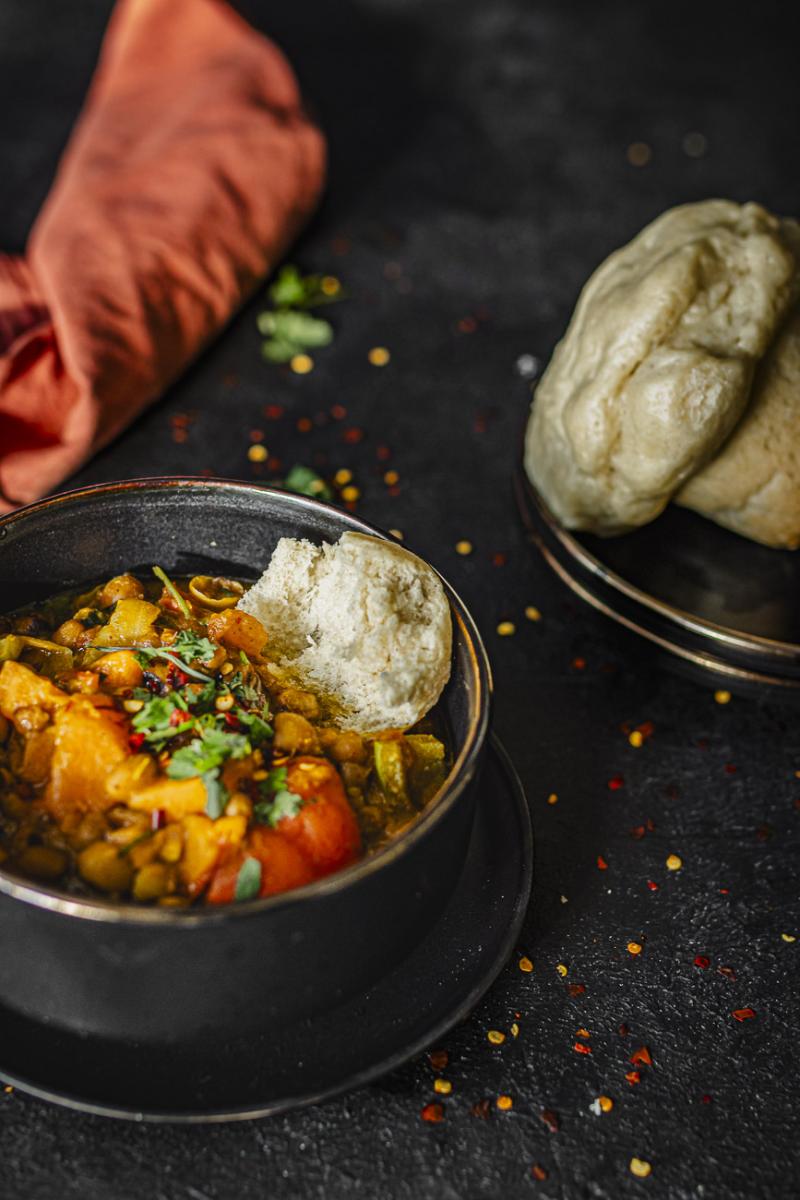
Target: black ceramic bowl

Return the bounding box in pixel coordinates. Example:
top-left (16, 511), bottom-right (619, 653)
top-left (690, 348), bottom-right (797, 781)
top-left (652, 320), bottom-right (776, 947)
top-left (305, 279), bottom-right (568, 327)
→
top-left (0, 478), bottom-right (491, 1045)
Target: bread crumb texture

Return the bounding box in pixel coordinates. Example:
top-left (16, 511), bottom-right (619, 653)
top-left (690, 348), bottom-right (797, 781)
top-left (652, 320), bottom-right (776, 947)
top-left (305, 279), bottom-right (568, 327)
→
top-left (239, 533), bottom-right (452, 731)
top-left (525, 199), bottom-right (800, 547)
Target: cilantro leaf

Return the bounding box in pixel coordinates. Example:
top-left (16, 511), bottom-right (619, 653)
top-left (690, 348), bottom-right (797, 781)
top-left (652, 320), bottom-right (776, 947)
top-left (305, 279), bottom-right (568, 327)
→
top-left (202, 769), bottom-right (227, 820)
top-left (166, 727), bottom-right (251, 783)
top-left (266, 264), bottom-right (308, 308)
top-left (170, 630), bottom-right (216, 664)
top-left (253, 767), bottom-right (304, 827)
top-left (235, 708), bottom-right (273, 743)
top-left (280, 465), bottom-right (333, 502)
top-left (234, 856), bottom-right (262, 902)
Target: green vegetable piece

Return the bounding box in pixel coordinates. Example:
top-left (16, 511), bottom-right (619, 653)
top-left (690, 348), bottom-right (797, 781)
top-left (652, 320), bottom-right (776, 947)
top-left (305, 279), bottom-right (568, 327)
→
top-left (234, 856), bottom-right (262, 902)
top-left (406, 735), bottom-right (447, 807)
top-left (267, 264), bottom-right (308, 308)
top-left (152, 565), bottom-right (191, 619)
top-left (264, 310), bottom-right (333, 350)
top-left (261, 336), bottom-right (299, 364)
top-left (0, 635), bottom-right (25, 663)
top-left (281, 465), bottom-right (333, 502)
top-left (373, 739), bottom-right (410, 806)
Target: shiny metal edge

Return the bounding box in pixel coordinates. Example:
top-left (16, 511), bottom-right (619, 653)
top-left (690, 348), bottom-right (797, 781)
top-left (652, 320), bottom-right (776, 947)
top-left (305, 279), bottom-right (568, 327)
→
top-left (0, 477), bottom-right (493, 925)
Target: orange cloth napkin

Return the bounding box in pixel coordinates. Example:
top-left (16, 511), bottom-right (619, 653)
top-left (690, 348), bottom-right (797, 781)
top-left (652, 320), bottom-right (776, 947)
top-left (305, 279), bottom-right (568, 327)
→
top-left (0, 0), bottom-right (325, 512)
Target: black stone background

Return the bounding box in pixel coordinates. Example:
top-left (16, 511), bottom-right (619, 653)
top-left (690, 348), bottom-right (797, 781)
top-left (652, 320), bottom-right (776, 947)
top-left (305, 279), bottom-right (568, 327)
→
top-left (1, 1), bottom-right (799, 1196)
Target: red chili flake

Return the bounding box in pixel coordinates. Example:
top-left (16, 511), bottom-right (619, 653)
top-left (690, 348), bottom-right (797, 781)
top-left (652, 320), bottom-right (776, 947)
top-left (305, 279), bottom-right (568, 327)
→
top-left (596, 855), bottom-right (608, 870)
top-left (724, 763), bottom-right (738, 775)
top-left (718, 966), bottom-right (737, 982)
top-left (428, 1049), bottom-right (448, 1071)
top-left (531, 1164), bottom-right (548, 1182)
top-left (168, 708), bottom-right (185, 727)
top-left (150, 808), bottom-right (167, 831)
top-left (625, 1070), bottom-right (641, 1085)
top-left (297, 417), bottom-right (313, 433)
top-left (794, 797), bottom-right (800, 811)
top-left (343, 427), bottom-right (364, 444)
top-left (646, 880), bottom-right (659, 891)
top-left (224, 712), bottom-right (241, 730)
top-left (421, 1103), bottom-right (444, 1123)
top-left (128, 732), bottom-right (146, 752)
top-left (567, 983), bottom-right (586, 997)
top-left (376, 444), bottom-right (391, 461)
top-left (264, 404), bottom-right (283, 420)
top-left (330, 404), bottom-right (347, 420)
top-left (701, 1094), bottom-right (713, 1104)
top-left (608, 774), bottom-right (625, 791)
top-left (572, 656), bottom-right (586, 671)
top-left (637, 720), bottom-right (656, 739)
top-left (618, 1023), bottom-right (629, 1037)
top-left (249, 429), bottom-right (264, 443)
top-left (457, 316), bottom-right (478, 334)
top-left (470, 1099), bottom-right (491, 1120)
top-left (388, 486), bottom-right (401, 497)
top-left (630, 1046), bottom-right (652, 1066)
top-left (492, 552), bottom-right (507, 567)
top-left (719, 887), bottom-right (729, 895)
top-left (630, 825), bottom-right (646, 840)
top-left (267, 457), bottom-right (282, 472)
top-left (172, 428), bottom-right (188, 444)
top-left (694, 955), bottom-right (710, 969)
top-left (573, 1042), bottom-right (592, 1055)
top-left (540, 1109), bottom-right (560, 1133)
top-left (755, 823), bottom-right (772, 841)
top-left (646, 818), bottom-right (656, 832)
top-left (732, 1008), bottom-right (756, 1022)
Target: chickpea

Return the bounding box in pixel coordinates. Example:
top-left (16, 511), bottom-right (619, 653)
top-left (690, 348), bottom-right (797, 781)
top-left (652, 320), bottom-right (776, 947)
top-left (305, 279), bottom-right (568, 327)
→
top-left (157, 824), bottom-right (183, 864)
top-left (329, 730), bottom-right (366, 764)
top-left (77, 842), bottom-right (133, 893)
top-left (16, 845), bottom-right (68, 881)
top-left (132, 862), bottom-right (170, 902)
top-left (67, 811), bottom-right (109, 851)
top-left (206, 610), bottom-right (267, 658)
top-left (53, 618), bottom-right (85, 648)
top-left (316, 727), bottom-right (338, 749)
top-left (128, 836), bottom-right (160, 870)
top-left (224, 792), bottom-right (253, 820)
top-left (96, 574), bottom-right (145, 608)
top-left (95, 650), bottom-right (144, 689)
top-left (14, 706), bottom-right (49, 734)
top-left (273, 711), bottom-right (320, 756)
top-left (277, 687), bottom-right (320, 719)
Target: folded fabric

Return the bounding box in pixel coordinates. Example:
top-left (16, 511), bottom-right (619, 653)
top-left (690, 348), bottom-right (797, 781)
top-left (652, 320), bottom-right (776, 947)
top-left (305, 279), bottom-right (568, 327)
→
top-left (0, 0), bottom-right (325, 512)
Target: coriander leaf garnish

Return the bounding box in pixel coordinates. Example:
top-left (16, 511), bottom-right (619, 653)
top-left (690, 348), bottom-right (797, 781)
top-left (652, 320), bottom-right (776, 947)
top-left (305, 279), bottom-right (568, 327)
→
top-left (166, 726), bottom-right (252, 819)
top-left (235, 708), bottom-right (273, 743)
top-left (170, 630), bottom-right (216, 664)
top-left (277, 465), bottom-right (333, 501)
top-left (234, 856), bottom-right (262, 901)
top-left (253, 767), bottom-right (304, 827)
top-left (202, 770), bottom-right (226, 820)
top-left (152, 565), bottom-right (191, 619)
top-left (258, 264), bottom-right (344, 363)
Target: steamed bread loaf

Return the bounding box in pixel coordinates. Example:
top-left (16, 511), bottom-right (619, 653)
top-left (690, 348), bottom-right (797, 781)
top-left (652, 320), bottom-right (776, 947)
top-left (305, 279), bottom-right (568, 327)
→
top-left (524, 200), bottom-right (800, 542)
top-left (238, 532), bottom-right (452, 732)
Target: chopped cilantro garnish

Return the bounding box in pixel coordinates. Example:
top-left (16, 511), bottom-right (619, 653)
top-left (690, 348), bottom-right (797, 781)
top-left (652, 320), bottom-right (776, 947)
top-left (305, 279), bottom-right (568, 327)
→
top-left (170, 630), bottom-right (216, 664)
top-left (235, 708), bottom-right (273, 743)
top-left (166, 726), bottom-right (252, 819)
top-left (258, 264), bottom-right (344, 363)
top-left (234, 856), bottom-right (262, 902)
top-left (279, 465), bottom-right (333, 501)
top-left (253, 766), bottom-right (304, 827)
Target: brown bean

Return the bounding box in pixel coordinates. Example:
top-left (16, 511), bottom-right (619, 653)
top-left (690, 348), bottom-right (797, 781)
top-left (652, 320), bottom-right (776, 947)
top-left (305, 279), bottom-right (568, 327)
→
top-left (96, 574), bottom-right (145, 607)
top-left (330, 730), bottom-right (366, 764)
top-left (16, 845), bottom-right (68, 880)
top-left (53, 618), bottom-right (85, 648)
top-left (273, 712), bottom-right (320, 756)
top-left (277, 687), bottom-right (320, 719)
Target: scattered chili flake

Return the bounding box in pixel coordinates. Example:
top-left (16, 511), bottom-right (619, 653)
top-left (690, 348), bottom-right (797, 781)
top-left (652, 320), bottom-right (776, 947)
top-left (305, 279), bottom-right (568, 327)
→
top-left (376, 444), bottom-right (391, 460)
top-left (666, 854), bottom-right (683, 871)
top-left (782, 933), bottom-right (797, 943)
top-left (625, 1070), bottom-right (641, 1085)
top-left (573, 1042), bottom-right (592, 1055)
top-left (329, 404), bottom-right (347, 421)
top-left (694, 955), bottom-right (710, 969)
top-left (732, 1008), bottom-right (756, 1022)
top-left (627, 942), bottom-right (643, 956)
top-left (492, 552), bottom-right (506, 567)
top-left (714, 689), bottom-right (732, 704)
top-left (718, 966), bottom-right (736, 982)
top-left (556, 963), bottom-right (568, 977)
top-left (455, 540), bottom-right (473, 556)
top-left (290, 354), bottom-right (314, 375)
top-left (457, 315), bottom-right (478, 334)
top-left (249, 429), bottom-right (264, 443)
top-left (701, 1094), bottom-right (713, 1104)
top-left (383, 470), bottom-right (399, 486)
top-left (540, 1108), bottom-right (560, 1133)
top-left (629, 1157), bottom-right (652, 1178)
top-left (525, 606), bottom-right (542, 621)
top-left (719, 887), bottom-right (729, 895)
top-left (519, 956), bottom-right (533, 973)
top-left (608, 774), bottom-right (625, 791)
top-left (333, 468), bottom-right (353, 486)
top-left (248, 444), bottom-right (268, 463)
top-left (421, 1103), bottom-right (444, 1123)
top-left (487, 1030), bottom-right (506, 1045)
top-left (599, 1095), bottom-right (614, 1113)
top-left (567, 983), bottom-right (586, 997)
top-left (755, 822), bottom-right (772, 840)
top-left (368, 346), bottom-right (391, 367)
top-left (637, 720), bottom-right (655, 739)
top-left (496, 1095), bottom-right (513, 1111)
top-left (428, 1050), bottom-right (448, 1071)
top-left (547, 793), bottom-right (558, 805)
top-left (576, 1027), bottom-right (591, 1039)
top-left (572, 656), bottom-right (586, 670)
top-left (510, 1022), bottom-right (520, 1038)
top-left (531, 1164), bottom-right (548, 1182)
top-left (618, 1023), bottom-right (629, 1037)
top-left (128, 732), bottom-right (146, 752)
top-left (629, 731), bottom-right (644, 748)
top-left (597, 855), bottom-right (608, 870)
top-left (296, 418), bottom-right (313, 434)
top-left (264, 404), bottom-right (284, 419)
top-left (497, 622), bottom-right (516, 637)
top-left (630, 1046), bottom-right (652, 1066)
top-left (340, 485), bottom-right (361, 503)
top-left (433, 1079), bottom-right (452, 1095)
top-left (471, 1099), bottom-right (491, 1119)
top-left (343, 427), bottom-right (364, 444)
top-left (724, 762), bottom-right (739, 776)
top-left (646, 880), bottom-right (659, 891)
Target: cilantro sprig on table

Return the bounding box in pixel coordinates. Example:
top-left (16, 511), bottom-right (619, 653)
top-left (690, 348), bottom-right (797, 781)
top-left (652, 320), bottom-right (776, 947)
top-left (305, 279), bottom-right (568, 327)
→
top-left (257, 264), bottom-right (344, 364)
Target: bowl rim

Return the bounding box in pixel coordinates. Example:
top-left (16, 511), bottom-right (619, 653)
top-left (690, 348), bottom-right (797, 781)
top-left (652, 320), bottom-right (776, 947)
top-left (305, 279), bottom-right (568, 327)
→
top-left (0, 476), bottom-right (492, 926)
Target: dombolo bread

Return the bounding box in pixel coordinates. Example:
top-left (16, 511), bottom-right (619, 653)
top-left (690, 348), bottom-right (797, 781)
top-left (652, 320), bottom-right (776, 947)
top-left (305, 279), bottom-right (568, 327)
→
top-left (676, 308), bottom-right (800, 549)
top-left (525, 200), bottom-right (800, 539)
top-left (238, 532), bottom-right (452, 732)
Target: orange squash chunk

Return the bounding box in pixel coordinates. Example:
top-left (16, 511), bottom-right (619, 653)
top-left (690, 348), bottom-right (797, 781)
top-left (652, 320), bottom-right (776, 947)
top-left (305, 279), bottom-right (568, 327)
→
top-left (44, 697), bottom-right (129, 824)
top-left (0, 661), bottom-right (69, 727)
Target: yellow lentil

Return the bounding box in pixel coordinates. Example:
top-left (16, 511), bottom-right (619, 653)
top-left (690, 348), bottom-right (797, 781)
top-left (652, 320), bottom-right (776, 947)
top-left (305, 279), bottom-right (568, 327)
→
top-left (525, 606), bottom-right (541, 621)
top-left (496, 1095), bottom-right (513, 1111)
top-left (629, 1158), bottom-right (652, 1178)
top-left (627, 942), bottom-right (643, 956)
top-left (320, 275), bottom-right (341, 295)
top-left (497, 621), bottom-right (516, 637)
top-left (340, 485), bottom-right (361, 502)
top-left (247, 444), bottom-right (268, 463)
top-left (455, 540), bottom-right (473, 555)
top-left (519, 956), bottom-right (533, 973)
top-left (510, 1022), bottom-right (520, 1038)
top-left (334, 468), bottom-right (353, 486)
top-left (556, 963), bottom-right (568, 977)
top-left (368, 346), bottom-right (391, 366)
top-left (714, 689), bottom-right (732, 705)
top-left (290, 353), bottom-right (314, 374)
top-left (547, 792), bottom-right (558, 805)
top-left (433, 1078), bottom-right (452, 1095)
top-left (599, 1095), bottom-right (614, 1113)
top-left (629, 730), bottom-right (644, 748)
top-left (384, 470), bottom-right (399, 486)
top-left (487, 1030), bottom-right (506, 1045)
top-left (782, 933), bottom-right (797, 943)
top-left (666, 854), bottom-right (683, 871)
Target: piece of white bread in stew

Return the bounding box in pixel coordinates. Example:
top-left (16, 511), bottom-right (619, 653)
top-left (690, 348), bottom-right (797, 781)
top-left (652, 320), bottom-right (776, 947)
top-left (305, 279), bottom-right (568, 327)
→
top-left (238, 532), bottom-right (452, 732)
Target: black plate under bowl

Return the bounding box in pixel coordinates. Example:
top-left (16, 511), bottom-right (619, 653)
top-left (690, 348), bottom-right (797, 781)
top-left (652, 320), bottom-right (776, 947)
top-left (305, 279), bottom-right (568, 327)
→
top-left (0, 735), bottom-right (531, 1122)
top-left (516, 467), bottom-right (800, 692)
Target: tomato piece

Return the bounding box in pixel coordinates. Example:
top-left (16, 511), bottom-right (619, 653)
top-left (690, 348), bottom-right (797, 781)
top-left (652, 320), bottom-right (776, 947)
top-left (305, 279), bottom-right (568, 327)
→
top-left (206, 830), bottom-right (314, 904)
top-left (280, 757), bottom-right (361, 873)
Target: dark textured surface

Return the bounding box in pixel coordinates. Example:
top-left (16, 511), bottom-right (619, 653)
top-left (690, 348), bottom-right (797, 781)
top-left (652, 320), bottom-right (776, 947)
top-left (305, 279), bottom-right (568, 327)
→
top-left (1, 0), bottom-right (799, 1196)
